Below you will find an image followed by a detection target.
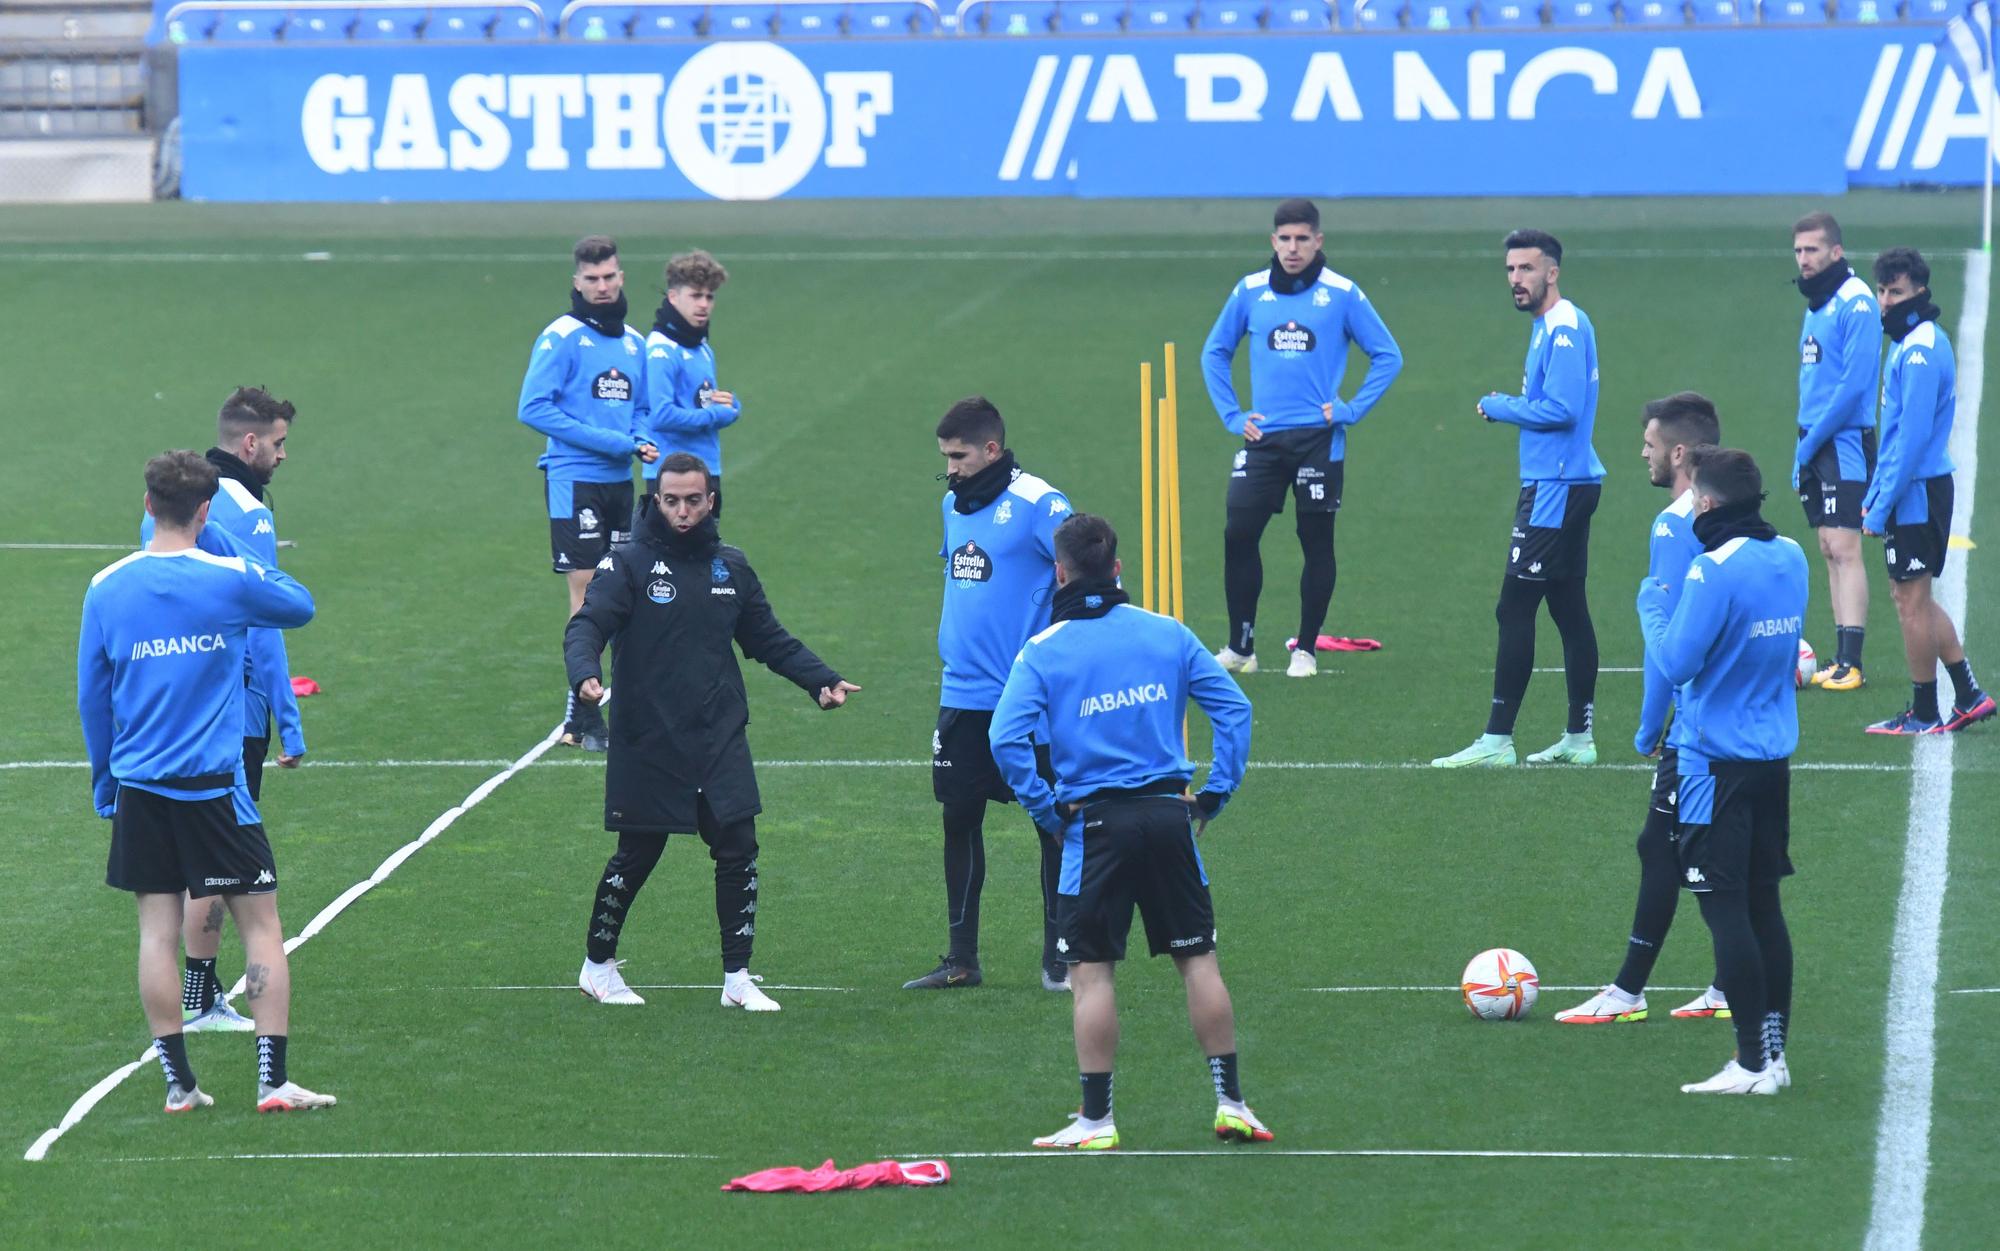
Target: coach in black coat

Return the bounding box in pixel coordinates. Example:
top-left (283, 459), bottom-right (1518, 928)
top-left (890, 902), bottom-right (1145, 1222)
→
top-left (563, 456), bottom-right (859, 1008)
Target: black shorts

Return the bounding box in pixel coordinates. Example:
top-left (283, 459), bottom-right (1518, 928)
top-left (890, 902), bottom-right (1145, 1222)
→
top-left (243, 734), bottom-right (269, 803)
top-left (1884, 475), bottom-right (1954, 583)
top-left (933, 706), bottom-right (1053, 806)
top-left (1057, 793), bottom-right (1215, 963)
top-left (1798, 428), bottom-right (1877, 530)
top-left (107, 786), bottom-right (277, 897)
top-left (1506, 482), bottom-right (1599, 581)
top-left (1648, 745), bottom-right (1680, 817)
top-left (636, 476), bottom-right (723, 531)
top-left (1673, 759), bottom-right (1792, 894)
top-left (1227, 426), bottom-right (1343, 516)
top-left (547, 475), bottom-right (634, 575)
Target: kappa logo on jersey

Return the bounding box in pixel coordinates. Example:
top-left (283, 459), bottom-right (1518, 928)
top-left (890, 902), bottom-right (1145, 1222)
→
top-left (994, 498), bottom-right (1014, 526)
top-left (252, 517), bottom-right (274, 536)
top-left (1801, 334), bottom-right (1821, 366)
top-left (1655, 522), bottom-right (1674, 537)
top-left (253, 869), bottom-right (275, 885)
top-left (1313, 286), bottom-right (1331, 307)
top-left (1686, 866), bottom-right (1706, 884)
top-left (647, 578), bottom-right (677, 604)
top-left (577, 507), bottom-right (600, 537)
top-left (131, 633), bottom-right (227, 660)
top-left (1049, 498), bottom-right (1069, 516)
top-left (1267, 321), bottom-right (1317, 354)
top-left (1257, 289), bottom-right (1276, 302)
top-left (1907, 556), bottom-right (1927, 572)
top-left (596, 556), bottom-right (614, 571)
top-left (950, 540), bottom-right (994, 582)
top-left (711, 556), bottom-right (730, 583)
top-left (1554, 333), bottom-right (1574, 348)
top-left (1908, 351), bottom-right (1928, 366)
top-left (651, 561), bottom-right (670, 575)
top-left (1686, 564), bottom-right (1704, 582)
top-left (592, 368), bottom-right (632, 403)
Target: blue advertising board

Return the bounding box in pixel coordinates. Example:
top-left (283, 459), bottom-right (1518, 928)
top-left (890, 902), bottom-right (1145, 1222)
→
top-left (176, 31), bottom-right (1999, 201)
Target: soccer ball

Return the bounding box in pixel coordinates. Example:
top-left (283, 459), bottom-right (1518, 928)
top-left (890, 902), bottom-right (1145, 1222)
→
top-left (1796, 640), bottom-right (1818, 688)
top-left (1461, 948), bottom-right (1539, 1021)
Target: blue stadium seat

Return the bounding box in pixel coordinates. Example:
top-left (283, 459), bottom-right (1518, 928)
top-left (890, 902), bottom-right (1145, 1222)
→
top-left (282, 9), bottom-right (355, 38)
top-left (850, 0), bottom-right (929, 31)
top-left (1547, 0), bottom-right (1608, 20)
top-left (1832, 0), bottom-right (1882, 16)
top-left (492, 6), bottom-right (545, 35)
top-left (565, 5), bottom-right (633, 36)
top-left (1129, 0), bottom-right (1195, 27)
top-left (1409, 0), bottom-right (1465, 23)
top-left (427, 8), bottom-right (496, 37)
top-left (1758, 0), bottom-right (1820, 19)
top-left (977, 0), bottom-right (1057, 30)
top-left (352, 6), bottom-right (427, 36)
top-left (1621, 0), bottom-right (1682, 22)
top-left (630, 5), bottom-right (704, 34)
top-left (1203, 0), bottom-right (1269, 27)
top-left (1905, 0), bottom-right (1954, 18)
top-left (1059, 0), bottom-right (1126, 30)
top-left (210, 7), bottom-right (287, 39)
top-left (777, 1), bottom-right (845, 32)
top-left (1264, 0), bottom-right (1328, 26)
top-left (1688, 0), bottom-right (1737, 18)
top-left (1348, 0), bottom-right (1401, 26)
top-left (1477, 0), bottom-right (1541, 25)
top-left (711, 2), bottom-right (777, 33)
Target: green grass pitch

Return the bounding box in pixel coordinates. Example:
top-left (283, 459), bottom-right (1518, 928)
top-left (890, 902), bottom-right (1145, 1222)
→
top-left (1, 194), bottom-right (1996, 1248)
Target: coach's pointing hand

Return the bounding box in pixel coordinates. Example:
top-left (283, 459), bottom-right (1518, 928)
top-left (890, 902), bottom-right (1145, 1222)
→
top-left (817, 680), bottom-right (862, 710)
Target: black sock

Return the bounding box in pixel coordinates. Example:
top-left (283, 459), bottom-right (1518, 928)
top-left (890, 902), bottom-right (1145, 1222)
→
top-left (257, 1034), bottom-right (287, 1089)
top-left (1038, 826), bottom-right (1062, 969)
top-left (1749, 883), bottom-right (1792, 1064)
top-left (704, 808), bottom-right (762, 974)
top-left (1836, 625), bottom-right (1865, 670)
top-left (942, 799), bottom-right (986, 966)
top-left (153, 1034), bottom-right (195, 1090)
top-left (1486, 578), bottom-right (1545, 736)
top-left (1945, 658), bottom-right (1983, 710)
top-left (1913, 680), bottom-right (1941, 723)
top-left (1080, 1071), bottom-right (1113, 1121)
top-left (1614, 808), bottom-right (1680, 996)
top-left (1223, 507), bottom-right (1273, 654)
top-left (1544, 578), bottom-right (1598, 735)
top-left (1295, 511), bottom-right (1336, 646)
top-left (1207, 1052), bottom-right (1242, 1103)
top-left (1698, 891), bottom-right (1768, 1071)
top-left (183, 957), bottom-right (218, 1014)
top-left (587, 833), bottom-right (665, 963)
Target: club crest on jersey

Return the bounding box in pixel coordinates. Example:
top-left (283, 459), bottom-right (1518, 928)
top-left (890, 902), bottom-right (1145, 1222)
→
top-left (950, 540), bottom-right (994, 583)
top-left (711, 557), bottom-right (730, 583)
top-left (1268, 321), bottom-right (1316, 354)
top-left (647, 579), bottom-right (677, 604)
top-left (1801, 335), bottom-right (1821, 366)
top-left (593, 369), bottom-right (632, 402)
top-left (697, 379), bottom-right (716, 405)
top-left (994, 498), bottom-right (1014, 525)
top-left (1313, 286), bottom-right (1331, 307)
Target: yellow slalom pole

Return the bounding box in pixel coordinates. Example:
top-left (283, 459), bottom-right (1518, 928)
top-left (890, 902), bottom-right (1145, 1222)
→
top-left (1165, 348), bottom-right (1184, 624)
top-left (1158, 396), bottom-right (1176, 623)
top-left (1140, 360), bottom-right (1155, 613)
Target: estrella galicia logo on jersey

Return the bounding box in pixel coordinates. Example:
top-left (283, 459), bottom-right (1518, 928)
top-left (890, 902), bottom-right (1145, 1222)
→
top-left (1268, 321), bottom-right (1316, 354)
top-left (593, 368), bottom-right (632, 403)
top-left (950, 540), bottom-right (993, 583)
top-left (1801, 335), bottom-right (1821, 366)
top-left (711, 557), bottom-right (730, 583)
top-left (647, 579), bottom-right (676, 604)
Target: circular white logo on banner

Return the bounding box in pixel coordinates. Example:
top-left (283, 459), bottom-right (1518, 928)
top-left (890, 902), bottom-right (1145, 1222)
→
top-left (664, 43), bottom-right (826, 201)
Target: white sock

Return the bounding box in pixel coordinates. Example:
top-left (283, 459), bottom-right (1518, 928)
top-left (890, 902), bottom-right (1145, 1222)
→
top-left (1604, 984), bottom-right (1639, 1005)
top-left (1480, 733), bottom-right (1513, 746)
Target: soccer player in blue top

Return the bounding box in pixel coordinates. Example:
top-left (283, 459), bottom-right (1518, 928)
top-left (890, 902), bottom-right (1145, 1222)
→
top-left (1203, 198), bottom-right (1402, 679)
top-left (989, 513), bottom-right (1268, 1150)
top-left (641, 250), bottom-right (739, 518)
top-left (1557, 393), bottom-right (1730, 1026)
top-left (80, 450), bottom-right (334, 1113)
top-left (517, 235), bottom-right (658, 751)
top-left (1435, 230), bottom-right (1605, 769)
top-left (906, 398), bottom-right (1074, 992)
top-left (1791, 212), bottom-right (1881, 692)
top-left (1638, 447), bottom-right (1809, 1095)
top-left (1861, 247), bottom-right (1993, 735)
top-left (139, 387), bottom-right (307, 1034)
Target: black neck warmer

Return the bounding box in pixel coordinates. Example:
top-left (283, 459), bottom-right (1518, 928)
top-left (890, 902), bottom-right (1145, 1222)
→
top-left (1882, 291), bottom-right (1942, 342)
top-left (947, 450), bottom-right (1019, 515)
top-left (1796, 262), bottom-right (1851, 312)
top-left (641, 499), bottom-right (720, 558)
top-left (1269, 251), bottom-right (1327, 295)
top-left (1051, 577), bottom-right (1130, 622)
top-left (204, 446), bottom-right (265, 500)
top-left (653, 297), bottom-right (707, 349)
top-left (1692, 497), bottom-right (1778, 551)
top-left (570, 288), bottom-right (628, 339)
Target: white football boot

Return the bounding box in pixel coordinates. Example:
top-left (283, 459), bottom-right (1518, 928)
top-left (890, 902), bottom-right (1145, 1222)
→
top-left (1670, 986), bottom-right (1731, 1019)
top-left (579, 958), bottom-right (645, 1005)
top-left (1430, 734), bottom-right (1516, 768)
top-left (722, 970), bottom-right (781, 1012)
top-left (1215, 647), bottom-right (1258, 675)
top-left (164, 1084), bottom-right (213, 1114)
top-left (183, 998), bottom-right (255, 1033)
top-left (1680, 1059), bottom-right (1779, 1095)
top-left (1286, 650), bottom-right (1318, 678)
top-left (257, 1081), bottom-right (338, 1112)
top-left (1554, 985), bottom-right (1648, 1024)
top-left (1033, 1114), bottom-right (1119, 1150)
top-left (1525, 732), bottom-right (1597, 765)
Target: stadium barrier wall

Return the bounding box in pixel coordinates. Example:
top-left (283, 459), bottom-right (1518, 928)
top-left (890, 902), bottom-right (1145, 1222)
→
top-left (178, 31), bottom-right (1998, 200)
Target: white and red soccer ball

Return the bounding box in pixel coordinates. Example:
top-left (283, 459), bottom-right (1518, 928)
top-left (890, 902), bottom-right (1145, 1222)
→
top-left (1796, 640), bottom-right (1818, 688)
top-left (1461, 948), bottom-right (1540, 1021)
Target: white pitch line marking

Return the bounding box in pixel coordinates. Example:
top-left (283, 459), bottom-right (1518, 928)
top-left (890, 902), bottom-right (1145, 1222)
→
top-left (1948, 988), bottom-right (2000, 995)
top-left (1305, 985), bottom-right (1701, 994)
top-left (1535, 666), bottom-right (1644, 673)
top-left (898, 1148), bottom-right (1795, 1163)
top-left (0, 758), bottom-right (1917, 774)
top-left (100, 1151), bottom-right (719, 1163)
top-left (453, 984), bottom-right (856, 993)
top-left (1862, 249), bottom-right (1984, 1251)
top-left (23, 724), bottom-right (565, 1163)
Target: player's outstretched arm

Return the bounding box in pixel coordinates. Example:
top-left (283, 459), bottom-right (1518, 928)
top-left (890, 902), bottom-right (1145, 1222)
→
top-left (1201, 284), bottom-right (1252, 432)
top-left (564, 553), bottom-right (634, 695)
top-left (76, 596), bottom-right (116, 817)
top-left (728, 557), bottom-right (844, 701)
top-left (989, 658), bottom-right (1059, 833)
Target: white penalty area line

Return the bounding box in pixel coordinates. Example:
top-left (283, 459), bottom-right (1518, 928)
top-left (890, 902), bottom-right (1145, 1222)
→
top-left (100, 1150), bottom-right (718, 1163)
top-left (22, 723), bottom-right (566, 1163)
top-left (1863, 249), bottom-right (1985, 1251)
top-left (900, 1148), bottom-right (1794, 1163)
